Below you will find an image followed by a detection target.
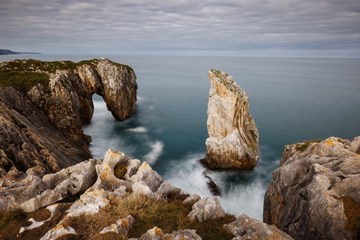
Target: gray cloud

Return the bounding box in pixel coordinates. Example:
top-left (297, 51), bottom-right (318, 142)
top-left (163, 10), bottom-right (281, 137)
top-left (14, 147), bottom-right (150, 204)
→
top-left (1, 0), bottom-right (360, 55)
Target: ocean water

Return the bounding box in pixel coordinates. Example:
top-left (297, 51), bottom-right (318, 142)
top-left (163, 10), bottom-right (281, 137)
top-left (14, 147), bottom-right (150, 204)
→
top-left (1, 54), bottom-right (360, 220)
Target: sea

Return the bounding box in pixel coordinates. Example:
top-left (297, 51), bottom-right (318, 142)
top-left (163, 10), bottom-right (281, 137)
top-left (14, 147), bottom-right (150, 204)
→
top-left (1, 54), bottom-right (360, 220)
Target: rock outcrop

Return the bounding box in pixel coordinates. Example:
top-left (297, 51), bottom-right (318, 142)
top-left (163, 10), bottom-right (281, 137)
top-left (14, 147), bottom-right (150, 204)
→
top-left (264, 136), bottom-right (360, 240)
top-left (0, 59), bottom-right (137, 175)
top-left (224, 214), bottom-right (293, 240)
top-left (0, 149), bottom-right (294, 240)
top-left (204, 69), bottom-right (259, 169)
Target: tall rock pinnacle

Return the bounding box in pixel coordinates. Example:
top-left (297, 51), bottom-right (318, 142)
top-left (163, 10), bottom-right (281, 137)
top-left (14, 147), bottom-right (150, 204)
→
top-left (204, 69), bottom-right (259, 169)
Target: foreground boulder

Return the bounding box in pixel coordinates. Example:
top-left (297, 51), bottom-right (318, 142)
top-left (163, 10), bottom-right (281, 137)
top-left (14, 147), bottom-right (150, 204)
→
top-left (264, 136), bottom-right (360, 240)
top-left (0, 59), bottom-right (137, 175)
top-left (224, 214), bottom-right (293, 240)
top-left (204, 69), bottom-right (259, 169)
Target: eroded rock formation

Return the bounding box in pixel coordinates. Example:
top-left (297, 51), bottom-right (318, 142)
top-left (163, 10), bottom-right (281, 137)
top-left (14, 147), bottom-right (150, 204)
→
top-left (204, 69), bottom-right (259, 169)
top-left (0, 59), bottom-right (137, 175)
top-left (0, 149), bottom-right (292, 239)
top-left (264, 136), bottom-right (360, 240)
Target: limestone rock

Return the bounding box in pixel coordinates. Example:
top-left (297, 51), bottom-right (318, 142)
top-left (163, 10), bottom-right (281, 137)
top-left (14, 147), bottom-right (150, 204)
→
top-left (264, 136), bottom-right (360, 240)
top-left (204, 70), bottom-right (259, 169)
top-left (0, 87), bottom-right (91, 175)
top-left (0, 159), bottom-right (97, 212)
top-left (99, 215), bottom-right (135, 236)
top-left (225, 214), bottom-right (293, 240)
top-left (183, 194), bottom-right (201, 205)
top-left (138, 227), bottom-right (202, 240)
top-left (156, 181), bottom-right (182, 199)
top-left (188, 196), bottom-right (225, 222)
top-left (40, 224), bottom-right (77, 240)
top-left (130, 162), bottom-right (164, 192)
top-left (0, 58), bottom-right (137, 175)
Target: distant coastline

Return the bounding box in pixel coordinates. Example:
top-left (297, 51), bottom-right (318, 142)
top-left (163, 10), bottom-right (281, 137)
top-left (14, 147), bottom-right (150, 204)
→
top-left (0, 48), bottom-right (41, 55)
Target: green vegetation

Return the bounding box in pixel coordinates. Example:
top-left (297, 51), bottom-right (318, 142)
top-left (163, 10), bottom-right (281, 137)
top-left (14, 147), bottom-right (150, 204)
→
top-left (65, 194), bottom-right (235, 239)
top-left (0, 58), bottom-right (134, 92)
top-left (295, 139), bottom-right (322, 152)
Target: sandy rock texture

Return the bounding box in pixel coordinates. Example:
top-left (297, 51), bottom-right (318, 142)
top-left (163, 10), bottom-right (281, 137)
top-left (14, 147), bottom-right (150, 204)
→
top-left (264, 136), bottom-right (360, 240)
top-left (204, 69), bottom-right (259, 169)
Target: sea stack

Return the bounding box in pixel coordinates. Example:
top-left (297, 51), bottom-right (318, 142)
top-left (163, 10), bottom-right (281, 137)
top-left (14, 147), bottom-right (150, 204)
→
top-left (204, 69), bottom-right (259, 169)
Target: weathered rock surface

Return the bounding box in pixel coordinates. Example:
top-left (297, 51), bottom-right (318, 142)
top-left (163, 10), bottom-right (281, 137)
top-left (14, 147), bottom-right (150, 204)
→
top-left (137, 227), bottom-right (202, 240)
top-left (188, 196), bottom-right (225, 222)
top-left (0, 159), bottom-right (97, 212)
top-left (204, 69), bottom-right (259, 169)
top-left (264, 136), bottom-right (360, 240)
top-left (225, 214), bottom-right (293, 240)
top-left (0, 59), bottom-right (137, 175)
top-left (99, 215), bottom-right (135, 236)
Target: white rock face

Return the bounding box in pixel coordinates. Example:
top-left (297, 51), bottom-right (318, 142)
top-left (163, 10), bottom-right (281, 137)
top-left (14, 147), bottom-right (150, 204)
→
top-left (188, 196), bottom-right (225, 222)
top-left (99, 215), bottom-right (135, 236)
top-left (204, 70), bottom-right (259, 169)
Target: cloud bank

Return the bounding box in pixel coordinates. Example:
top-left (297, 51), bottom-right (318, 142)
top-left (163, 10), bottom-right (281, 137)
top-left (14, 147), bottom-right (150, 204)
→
top-left (1, 0), bottom-right (360, 56)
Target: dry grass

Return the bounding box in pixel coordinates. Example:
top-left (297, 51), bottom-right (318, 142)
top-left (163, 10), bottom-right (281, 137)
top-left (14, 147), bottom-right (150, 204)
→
top-left (65, 194), bottom-right (235, 239)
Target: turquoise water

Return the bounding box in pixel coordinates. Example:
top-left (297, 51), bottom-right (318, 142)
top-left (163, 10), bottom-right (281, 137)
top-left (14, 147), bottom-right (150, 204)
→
top-left (1, 54), bottom-right (360, 219)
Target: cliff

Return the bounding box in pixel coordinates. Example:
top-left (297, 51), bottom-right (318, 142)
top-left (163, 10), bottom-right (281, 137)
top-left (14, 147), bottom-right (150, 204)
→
top-left (204, 69), bottom-right (259, 169)
top-left (264, 136), bottom-right (360, 240)
top-left (0, 59), bottom-right (137, 175)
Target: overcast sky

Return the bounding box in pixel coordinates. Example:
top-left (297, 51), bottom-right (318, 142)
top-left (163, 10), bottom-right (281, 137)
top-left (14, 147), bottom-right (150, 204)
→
top-left (1, 0), bottom-right (360, 56)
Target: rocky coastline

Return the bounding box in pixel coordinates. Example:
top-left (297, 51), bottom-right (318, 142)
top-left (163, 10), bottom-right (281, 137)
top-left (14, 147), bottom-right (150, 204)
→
top-left (0, 60), bottom-right (359, 239)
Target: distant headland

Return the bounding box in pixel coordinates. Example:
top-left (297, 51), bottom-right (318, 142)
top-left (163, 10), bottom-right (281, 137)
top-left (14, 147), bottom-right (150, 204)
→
top-left (0, 49), bottom-right (41, 55)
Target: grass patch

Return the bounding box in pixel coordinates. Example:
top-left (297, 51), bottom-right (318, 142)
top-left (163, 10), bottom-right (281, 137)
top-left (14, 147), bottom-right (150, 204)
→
top-left (0, 58), bottom-right (134, 92)
top-left (65, 194), bottom-right (235, 239)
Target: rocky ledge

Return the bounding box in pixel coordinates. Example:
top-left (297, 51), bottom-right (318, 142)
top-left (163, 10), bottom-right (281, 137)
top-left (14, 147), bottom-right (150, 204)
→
top-left (204, 69), bottom-right (259, 169)
top-left (0, 59), bottom-right (137, 175)
top-left (0, 149), bottom-right (290, 239)
top-left (264, 136), bottom-right (360, 240)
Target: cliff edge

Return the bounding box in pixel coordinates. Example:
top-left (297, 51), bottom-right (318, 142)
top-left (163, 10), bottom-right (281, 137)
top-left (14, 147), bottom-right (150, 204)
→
top-left (204, 69), bottom-right (259, 169)
top-left (0, 59), bottom-right (137, 175)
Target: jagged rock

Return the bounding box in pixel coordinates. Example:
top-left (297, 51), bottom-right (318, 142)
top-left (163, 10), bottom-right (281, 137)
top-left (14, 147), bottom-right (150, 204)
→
top-left (156, 181), bottom-right (182, 199)
top-left (183, 194), bottom-right (201, 205)
top-left (99, 215), bottom-right (135, 236)
top-left (204, 69), bottom-right (259, 169)
top-left (167, 229), bottom-right (202, 240)
top-left (264, 136), bottom-right (360, 240)
top-left (130, 162), bottom-right (164, 192)
top-left (93, 149), bottom-right (130, 191)
top-left (188, 196), bottom-right (225, 222)
top-left (40, 224), bottom-right (77, 240)
top-left (132, 181), bottom-right (154, 197)
top-left (138, 227), bottom-right (202, 240)
top-left (0, 87), bottom-right (91, 175)
top-left (224, 214), bottom-right (293, 240)
top-left (0, 159), bottom-right (97, 212)
top-left (0, 58), bottom-right (137, 175)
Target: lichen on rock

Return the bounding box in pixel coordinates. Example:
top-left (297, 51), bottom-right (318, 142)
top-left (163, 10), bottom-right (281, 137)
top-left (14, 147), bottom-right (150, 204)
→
top-left (264, 136), bottom-right (360, 240)
top-left (204, 69), bottom-right (259, 169)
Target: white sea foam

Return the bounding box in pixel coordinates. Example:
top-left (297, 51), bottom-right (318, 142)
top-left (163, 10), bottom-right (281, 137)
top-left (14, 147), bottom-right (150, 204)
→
top-left (128, 126), bottom-right (148, 133)
top-left (143, 141), bottom-right (164, 165)
top-left (164, 153), bottom-right (267, 220)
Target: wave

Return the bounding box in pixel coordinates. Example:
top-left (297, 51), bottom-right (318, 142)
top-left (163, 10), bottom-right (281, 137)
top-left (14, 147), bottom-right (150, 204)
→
top-left (128, 126), bottom-right (148, 133)
top-left (164, 153), bottom-right (267, 220)
top-left (143, 141), bottom-right (164, 165)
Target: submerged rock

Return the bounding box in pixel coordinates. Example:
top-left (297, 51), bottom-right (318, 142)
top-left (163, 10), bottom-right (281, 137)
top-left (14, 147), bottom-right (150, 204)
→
top-left (264, 136), bottom-right (360, 240)
top-left (204, 69), bottom-right (259, 169)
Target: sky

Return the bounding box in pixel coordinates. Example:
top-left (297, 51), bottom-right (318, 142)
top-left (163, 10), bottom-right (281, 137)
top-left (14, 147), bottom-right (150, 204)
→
top-left (1, 0), bottom-right (360, 56)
